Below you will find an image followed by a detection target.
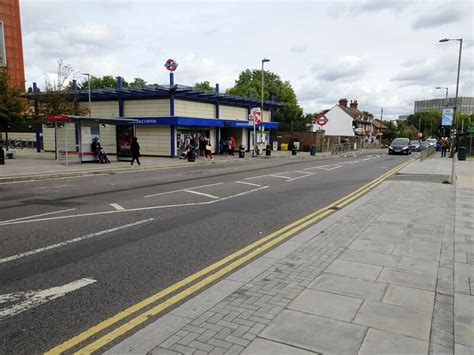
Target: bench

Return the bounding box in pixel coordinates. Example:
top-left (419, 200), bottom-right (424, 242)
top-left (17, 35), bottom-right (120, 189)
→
top-left (2, 148), bottom-right (16, 159)
top-left (60, 151), bottom-right (99, 163)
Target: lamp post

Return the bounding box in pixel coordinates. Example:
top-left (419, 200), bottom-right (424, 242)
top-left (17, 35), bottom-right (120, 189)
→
top-left (255, 58), bottom-right (270, 156)
top-left (439, 38), bottom-right (462, 157)
top-left (81, 73), bottom-right (92, 117)
top-left (435, 86), bottom-right (449, 106)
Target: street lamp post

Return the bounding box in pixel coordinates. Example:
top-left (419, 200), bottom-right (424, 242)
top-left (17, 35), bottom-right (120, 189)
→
top-left (439, 38), bottom-right (462, 157)
top-left (255, 58), bottom-right (270, 156)
top-left (81, 73), bottom-right (92, 117)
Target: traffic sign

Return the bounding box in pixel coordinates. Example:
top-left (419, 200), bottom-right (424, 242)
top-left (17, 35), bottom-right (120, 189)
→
top-left (314, 114), bottom-right (328, 126)
top-left (249, 108), bottom-right (262, 124)
top-left (164, 59), bottom-right (178, 71)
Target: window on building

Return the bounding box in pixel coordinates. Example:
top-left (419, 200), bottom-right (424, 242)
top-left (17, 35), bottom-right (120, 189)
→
top-left (0, 22), bottom-right (6, 67)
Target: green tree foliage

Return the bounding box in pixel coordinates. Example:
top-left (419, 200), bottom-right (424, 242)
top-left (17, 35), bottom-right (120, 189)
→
top-left (406, 110), bottom-right (441, 138)
top-left (0, 69), bottom-right (26, 143)
top-left (129, 78), bottom-right (147, 88)
top-left (79, 75), bottom-right (129, 90)
top-left (226, 69), bottom-right (305, 131)
top-left (194, 81), bottom-right (214, 91)
top-left (382, 121), bottom-right (417, 141)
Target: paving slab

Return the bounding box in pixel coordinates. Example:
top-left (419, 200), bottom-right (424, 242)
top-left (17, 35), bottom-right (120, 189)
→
top-left (324, 260), bottom-right (382, 281)
top-left (260, 309), bottom-right (367, 354)
top-left (339, 249), bottom-right (401, 268)
top-left (397, 256), bottom-right (439, 275)
top-left (349, 240), bottom-right (396, 254)
top-left (358, 328), bottom-right (428, 355)
top-left (309, 273), bottom-right (387, 301)
top-left (382, 284), bottom-right (435, 313)
top-left (377, 267), bottom-right (437, 291)
top-left (242, 338), bottom-right (317, 355)
top-left (288, 289), bottom-right (363, 322)
top-left (354, 300), bottom-right (432, 340)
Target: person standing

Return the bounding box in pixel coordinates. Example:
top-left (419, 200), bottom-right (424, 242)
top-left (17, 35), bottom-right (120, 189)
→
top-left (229, 136), bottom-right (236, 156)
top-left (131, 136), bottom-right (141, 166)
top-left (441, 137), bottom-right (449, 157)
top-left (204, 138), bottom-right (213, 160)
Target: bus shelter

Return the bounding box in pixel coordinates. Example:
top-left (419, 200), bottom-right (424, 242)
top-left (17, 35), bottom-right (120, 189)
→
top-left (47, 115), bottom-right (138, 165)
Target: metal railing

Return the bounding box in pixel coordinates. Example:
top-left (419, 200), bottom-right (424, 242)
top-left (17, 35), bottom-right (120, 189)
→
top-left (331, 143), bottom-right (354, 155)
top-left (0, 139), bottom-right (41, 150)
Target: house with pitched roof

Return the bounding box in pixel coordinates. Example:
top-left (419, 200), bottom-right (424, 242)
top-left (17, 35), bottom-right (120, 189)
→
top-left (315, 98), bottom-right (374, 139)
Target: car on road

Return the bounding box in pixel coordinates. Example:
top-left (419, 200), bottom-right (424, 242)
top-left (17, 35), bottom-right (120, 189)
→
top-left (426, 138), bottom-right (437, 146)
top-left (388, 138), bottom-right (412, 155)
top-left (420, 141), bottom-right (430, 150)
top-left (409, 140), bottom-right (421, 152)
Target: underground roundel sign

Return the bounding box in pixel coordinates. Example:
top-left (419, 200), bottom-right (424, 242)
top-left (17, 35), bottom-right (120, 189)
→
top-left (164, 59), bottom-right (178, 71)
top-left (314, 114), bottom-right (328, 126)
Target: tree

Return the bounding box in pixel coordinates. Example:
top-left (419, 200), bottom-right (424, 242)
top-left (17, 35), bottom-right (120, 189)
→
top-left (226, 69), bottom-right (305, 131)
top-left (406, 110), bottom-right (441, 138)
top-left (78, 75), bottom-right (129, 90)
top-left (38, 60), bottom-right (82, 118)
top-left (129, 78), bottom-right (147, 88)
top-left (0, 68), bottom-right (26, 149)
top-left (194, 81), bottom-right (214, 91)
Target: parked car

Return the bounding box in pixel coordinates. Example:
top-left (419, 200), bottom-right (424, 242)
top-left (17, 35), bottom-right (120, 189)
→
top-left (388, 138), bottom-right (411, 155)
top-left (420, 141), bottom-right (430, 150)
top-left (426, 138), bottom-right (437, 146)
top-left (409, 140), bottom-right (421, 152)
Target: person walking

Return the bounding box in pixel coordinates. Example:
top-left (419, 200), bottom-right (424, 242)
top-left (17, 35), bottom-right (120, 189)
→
top-left (204, 138), bottom-right (213, 160)
top-left (131, 136), bottom-right (141, 166)
top-left (440, 137), bottom-right (449, 157)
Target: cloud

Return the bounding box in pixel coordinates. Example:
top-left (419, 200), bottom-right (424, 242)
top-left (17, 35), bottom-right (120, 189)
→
top-left (289, 45), bottom-right (308, 54)
top-left (311, 56), bottom-right (368, 81)
top-left (412, 4), bottom-right (469, 29)
top-left (351, 0), bottom-right (410, 13)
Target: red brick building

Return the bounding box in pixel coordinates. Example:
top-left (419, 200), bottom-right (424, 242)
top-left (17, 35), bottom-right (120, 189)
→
top-left (0, 0), bottom-right (25, 88)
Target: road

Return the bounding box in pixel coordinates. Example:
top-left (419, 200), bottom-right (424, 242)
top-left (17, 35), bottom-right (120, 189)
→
top-left (0, 150), bottom-right (412, 354)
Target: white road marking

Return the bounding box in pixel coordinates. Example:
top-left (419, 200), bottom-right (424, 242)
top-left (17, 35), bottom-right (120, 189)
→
top-left (0, 219), bottom-right (154, 264)
top-left (183, 190), bottom-right (219, 199)
top-left (287, 171), bottom-right (316, 181)
top-left (244, 171), bottom-right (290, 180)
top-left (268, 174), bottom-right (292, 180)
top-left (306, 164), bottom-right (342, 171)
top-left (0, 186), bottom-right (269, 226)
top-left (110, 203), bottom-right (125, 210)
top-left (234, 181), bottom-right (261, 187)
top-left (0, 278), bottom-right (96, 320)
top-left (0, 208), bottom-right (77, 225)
top-left (144, 183), bottom-right (223, 198)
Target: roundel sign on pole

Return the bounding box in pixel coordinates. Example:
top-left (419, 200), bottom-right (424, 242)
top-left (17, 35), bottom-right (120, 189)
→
top-left (164, 59), bottom-right (178, 71)
top-left (314, 114), bottom-right (328, 126)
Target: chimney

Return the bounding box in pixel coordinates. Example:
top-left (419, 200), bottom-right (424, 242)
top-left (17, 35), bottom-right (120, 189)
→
top-left (339, 98), bottom-right (348, 107)
top-left (350, 100), bottom-right (358, 110)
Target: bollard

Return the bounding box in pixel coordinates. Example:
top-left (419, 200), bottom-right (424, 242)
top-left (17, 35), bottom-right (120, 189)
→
top-left (0, 148), bottom-right (4, 165)
top-left (266, 144), bottom-right (271, 156)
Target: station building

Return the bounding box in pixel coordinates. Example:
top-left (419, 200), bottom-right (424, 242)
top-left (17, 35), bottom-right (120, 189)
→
top-left (42, 73), bottom-right (283, 158)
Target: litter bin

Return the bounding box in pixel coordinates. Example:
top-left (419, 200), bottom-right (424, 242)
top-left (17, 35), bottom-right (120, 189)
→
top-left (458, 147), bottom-right (466, 161)
top-left (292, 147), bottom-right (297, 156)
top-left (0, 148), bottom-right (4, 165)
top-left (239, 145), bottom-right (245, 158)
top-left (310, 145), bottom-right (317, 156)
top-left (187, 147), bottom-right (196, 162)
top-left (266, 144), bottom-right (271, 156)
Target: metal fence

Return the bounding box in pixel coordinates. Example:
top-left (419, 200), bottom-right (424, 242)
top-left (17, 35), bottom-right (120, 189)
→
top-left (0, 139), bottom-right (41, 150)
top-left (330, 143), bottom-right (354, 155)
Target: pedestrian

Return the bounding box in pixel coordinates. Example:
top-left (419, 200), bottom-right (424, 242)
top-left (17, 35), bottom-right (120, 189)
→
top-left (131, 136), bottom-right (141, 166)
top-left (440, 137), bottom-right (449, 157)
top-left (91, 137), bottom-right (105, 163)
top-left (199, 136), bottom-right (206, 157)
top-left (204, 138), bottom-right (213, 160)
top-left (223, 137), bottom-right (229, 157)
top-left (229, 136), bottom-right (235, 156)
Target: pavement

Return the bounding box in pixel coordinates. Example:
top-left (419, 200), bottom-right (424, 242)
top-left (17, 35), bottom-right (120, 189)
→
top-left (0, 149), bottom-right (334, 183)
top-left (2, 150), bottom-right (473, 354)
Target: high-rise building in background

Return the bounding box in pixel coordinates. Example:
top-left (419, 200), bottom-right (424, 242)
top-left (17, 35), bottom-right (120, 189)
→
top-left (0, 0), bottom-right (25, 88)
top-left (414, 97), bottom-right (474, 115)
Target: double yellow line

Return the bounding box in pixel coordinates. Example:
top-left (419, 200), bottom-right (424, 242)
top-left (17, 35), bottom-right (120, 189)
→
top-left (46, 160), bottom-right (410, 354)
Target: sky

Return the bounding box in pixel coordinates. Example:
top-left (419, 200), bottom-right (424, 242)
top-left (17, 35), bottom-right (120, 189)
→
top-left (19, 0), bottom-right (474, 119)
